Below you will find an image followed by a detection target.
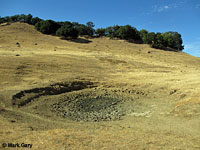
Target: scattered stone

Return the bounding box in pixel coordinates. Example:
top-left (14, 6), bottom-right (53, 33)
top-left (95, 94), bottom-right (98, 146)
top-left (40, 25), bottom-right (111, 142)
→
top-left (51, 90), bottom-right (134, 122)
top-left (170, 89), bottom-right (177, 95)
top-left (16, 42), bottom-right (20, 47)
top-left (28, 126), bottom-right (34, 131)
top-left (10, 120), bottom-right (16, 123)
top-left (35, 43), bottom-right (38, 45)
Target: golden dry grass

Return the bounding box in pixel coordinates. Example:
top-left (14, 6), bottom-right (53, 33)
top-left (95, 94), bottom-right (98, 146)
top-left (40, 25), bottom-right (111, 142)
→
top-left (0, 22), bottom-right (200, 150)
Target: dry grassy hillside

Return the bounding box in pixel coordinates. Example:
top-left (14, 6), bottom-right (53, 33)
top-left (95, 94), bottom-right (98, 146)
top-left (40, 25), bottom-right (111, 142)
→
top-left (0, 22), bottom-right (200, 150)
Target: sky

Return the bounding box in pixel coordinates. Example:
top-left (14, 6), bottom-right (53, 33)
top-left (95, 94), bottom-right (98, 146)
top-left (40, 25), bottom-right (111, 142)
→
top-left (1, 0), bottom-right (200, 57)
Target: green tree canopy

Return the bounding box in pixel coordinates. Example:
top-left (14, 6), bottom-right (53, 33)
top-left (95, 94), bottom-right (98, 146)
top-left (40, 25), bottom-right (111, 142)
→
top-left (86, 21), bottom-right (95, 28)
top-left (24, 14), bottom-right (33, 24)
top-left (0, 14), bottom-right (184, 52)
top-left (10, 15), bottom-right (19, 22)
top-left (117, 25), bottom-right (141, 41)
top-left (145, 32), bottom-right (156, 44)
top-left (96, 28), bottom-right (106, 36)
top-left (151, 32), bottom-right (165, 49)
top-left (18, 14), bottom-right (26, 22)
top-left (31, 17), bottom-right (42, 25)
top-left (56, 25), bottom-right (79, 39)
top-left (162, 32), bottom-right (184, 51)
top-left (74, 24), bottom-right (94, 36)
top-left (139, 29), bottom-right (149, 44)
top-left (35, 20), bottom-right (61, 34)
top-left (105, 25), bottom-right (120, 38)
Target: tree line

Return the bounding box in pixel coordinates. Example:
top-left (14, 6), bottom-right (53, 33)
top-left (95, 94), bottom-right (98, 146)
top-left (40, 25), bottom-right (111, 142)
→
top-left (0, 14), bottom-right (184, 51)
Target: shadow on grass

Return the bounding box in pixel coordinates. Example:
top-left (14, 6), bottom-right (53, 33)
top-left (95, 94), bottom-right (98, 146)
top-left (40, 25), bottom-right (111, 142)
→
top-left (163, 47), bottom-right (179, 52)
top-left (60, 37), bottom-right (92, 44)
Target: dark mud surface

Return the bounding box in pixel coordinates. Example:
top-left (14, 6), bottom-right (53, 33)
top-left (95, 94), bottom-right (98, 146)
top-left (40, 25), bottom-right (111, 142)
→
top-left (12, 81), bottom-right (95, 107)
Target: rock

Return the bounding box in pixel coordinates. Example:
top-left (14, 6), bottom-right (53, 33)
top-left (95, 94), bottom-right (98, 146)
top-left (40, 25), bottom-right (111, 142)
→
top-left (170, 89), bottom-right (177, 95)
top-left (16, 42), bottom-right (20, 47)
top-left (28, 126), bottom-right (34, 131)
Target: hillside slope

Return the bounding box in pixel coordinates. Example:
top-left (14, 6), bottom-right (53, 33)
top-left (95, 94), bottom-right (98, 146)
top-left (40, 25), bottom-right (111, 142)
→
top-left (0, 22), bottom-right (200, 150)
